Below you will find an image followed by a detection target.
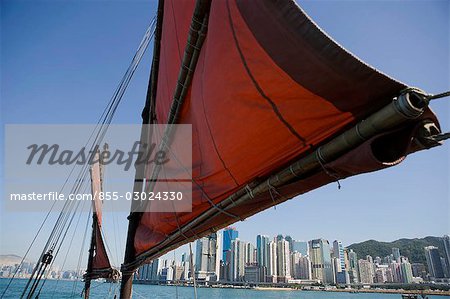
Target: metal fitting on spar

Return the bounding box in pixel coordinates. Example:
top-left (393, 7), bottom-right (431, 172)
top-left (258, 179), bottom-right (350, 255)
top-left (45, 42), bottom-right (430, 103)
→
top-left (394, 89), bottom-right (428, 119)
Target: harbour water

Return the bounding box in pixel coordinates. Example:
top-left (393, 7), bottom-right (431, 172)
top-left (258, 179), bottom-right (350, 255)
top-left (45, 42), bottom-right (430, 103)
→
top-left (1, 278), bottom-right (448, 299)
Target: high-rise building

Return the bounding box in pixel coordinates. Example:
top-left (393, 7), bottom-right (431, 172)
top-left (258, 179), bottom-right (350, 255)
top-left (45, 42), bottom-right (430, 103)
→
top-left (390, 261), bottom-right (402, 283)
top-left (424, 246), bottom-right (445, 279)
top-left (245, 242), bottom-right (256, 265)
top-left (195, 233), bottom-right (219, 280)
top-left (276, 238), bottom-right (291, 282)
top-left (292, 241), bottom-right (308, 256)
top-left (333, 240), bottom-right (348, 284)
top-left (392, 248), bottom-right (401, 263)
top-left (298, 255), bottom-right (312, 280)
top-left (222, 227), bottom-right (238, 261)
top-left (411, 263), bottom-right (427, 279)
top-left (285, 235), bottom-right (294, 252)
top-left (244, 265), bottom-right (260, 282)
top-left (358, 259), bottom-right (374, 284)
top-left (374, 264), bottom-right (389, 283)
top-left (290, 251), bottom-right (301, 279)
top-left (309, 239), bottom-right (333, 284)
top-left (348, 249), bottom-right (359, 283)
top-left (268, 240), bottom-right (277, 282)
top-left (230, 239), bottom-right (246, 281)
top-left (256, 235), bottom-right (269, 268)
top-left (443, 235), bottom-right (450, 276)
top-left (401, 261), bottom-right (413, 283)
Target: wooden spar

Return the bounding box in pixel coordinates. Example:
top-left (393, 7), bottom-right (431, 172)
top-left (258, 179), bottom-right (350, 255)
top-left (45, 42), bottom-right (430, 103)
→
top-left (123, 89), bottom-right (442, 268)
top-left (119, 0), bottom-right (164, 298)
top-left (120, 1), bottom-right (212, 298)
top-left (142, 0), bottom-right (211, 196)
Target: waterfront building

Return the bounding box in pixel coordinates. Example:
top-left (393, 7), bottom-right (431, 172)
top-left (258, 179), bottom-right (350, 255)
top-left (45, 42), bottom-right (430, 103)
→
top-left (256, 235), bottom-right (270, 269)
top-left (244, 265), bottom-right (260, 282)
top-left (267, 240), bottom-right (277, 282)
top-left (290, 251), bottom-right (299, 278)
top-left (222, 227), bottom-right (238, 262)
top-left (309, 239), bottom-right (333, 284)
top-left (333, 240), bottom-right (348, 284)
top-left (160, 266), bottom-right (174, 282)
top-left (390, 261), bottom-right (402, 283)
top-left (424, 246), bottom-right (445, 279)
top-left (401, 261), bottom-right (413, 283)
top-left (348, 249), bottom-right (359, 283)
top-left (276, 238), bottom-right (291, 283)
top-left (444, 235), bottom-right (450, 276)
top-left (358, 259), bottom-right (374, 284)
top-left (298, 255), bottom-right (312, 280)
top-left (230, 238), bottom-right (246, 281)
top-left (411, 263), bottom-right (427, 279)
top-left (195, 233), bottom-right (219, 280)
top-left (245, 242), bottom-right (256, 265)
top-left (374, 264), bottom-right (389, 283)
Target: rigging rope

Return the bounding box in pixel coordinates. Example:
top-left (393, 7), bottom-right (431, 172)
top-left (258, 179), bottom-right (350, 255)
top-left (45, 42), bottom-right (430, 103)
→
top-left (428, 90), bottom-right (450, 101)
top-left (18, 17), bottom-right (157, 299)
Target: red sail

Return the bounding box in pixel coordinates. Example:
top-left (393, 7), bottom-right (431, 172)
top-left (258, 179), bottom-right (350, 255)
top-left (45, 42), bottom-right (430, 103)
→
top-left (88, 152), bottom-right (113, 277)
top-left (132, 0), bottom-right (440, 262)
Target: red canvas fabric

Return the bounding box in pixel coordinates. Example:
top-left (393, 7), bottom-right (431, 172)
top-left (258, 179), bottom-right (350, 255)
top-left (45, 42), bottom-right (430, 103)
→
top-left (133, 0), bottom-right (438, 259)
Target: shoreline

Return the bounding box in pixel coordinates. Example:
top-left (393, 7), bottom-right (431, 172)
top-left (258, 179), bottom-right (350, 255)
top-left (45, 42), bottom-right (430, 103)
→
top-left (253, 286), bottom-right (450, 296)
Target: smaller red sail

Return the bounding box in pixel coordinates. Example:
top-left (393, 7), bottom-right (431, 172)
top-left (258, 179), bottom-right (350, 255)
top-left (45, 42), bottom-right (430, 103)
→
top-left (85, 150), bottom-right (118, 281)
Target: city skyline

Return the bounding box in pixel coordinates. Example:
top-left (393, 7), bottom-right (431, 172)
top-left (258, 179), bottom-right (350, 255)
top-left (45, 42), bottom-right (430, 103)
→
top-left (2, 231), bottom-right (448, 278)
top-left (1, 0), bottom-right (449, 271)
top-left (126, 230), bottom-right (450, 286)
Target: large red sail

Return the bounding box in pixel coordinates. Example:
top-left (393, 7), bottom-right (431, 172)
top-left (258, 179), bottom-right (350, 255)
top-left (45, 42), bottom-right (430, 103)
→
top-left (131, 0), bottom-right (441, 265)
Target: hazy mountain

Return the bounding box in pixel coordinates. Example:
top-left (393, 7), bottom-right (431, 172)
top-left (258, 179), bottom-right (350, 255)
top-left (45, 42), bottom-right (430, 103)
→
top-left (0, 254), bottom-right (28, 266)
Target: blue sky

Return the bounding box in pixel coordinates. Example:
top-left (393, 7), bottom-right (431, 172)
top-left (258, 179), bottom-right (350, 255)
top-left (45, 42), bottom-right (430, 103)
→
top-left (1, 0), bottom-right (449, 270)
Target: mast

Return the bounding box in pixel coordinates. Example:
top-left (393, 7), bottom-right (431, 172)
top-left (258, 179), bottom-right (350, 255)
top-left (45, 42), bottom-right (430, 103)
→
top-left (120, 0), bottom-right (212, 297)
top-left (84, 145), bottom-right (110, 299)
top-left (120, 0), bottom-right (165, 297)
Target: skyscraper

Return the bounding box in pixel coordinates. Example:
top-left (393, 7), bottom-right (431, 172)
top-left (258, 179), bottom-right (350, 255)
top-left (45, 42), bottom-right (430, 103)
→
top-left (333, 240), bottom-right (348, 284)
top-left (222, 227), bottom-right (238, 261)
top-left (424, 246), bottom-right (445, 279)
top-left (230, 239), bottom-right (246, 281)
top-left (348, 249), bottom-right (359, 283)
top-left (292, 240), bottom-right (308, 256)
top-left (443, 235), bottom-right (450, 277)
top-left (309, 239), bottom-right (333, 284)
top-left (256, 235), bottom-right (269, 268)
top-left (268, 240), bottom-right (277, 282)
top-left (245, 242), bottom-right (256, 265)
top-left (298, 255), bottom-right (312, 280)
top-left (358, 259), bottom-right (374, 284)
top-left (401, 261), bottom-right (413, 283)
top-left (285, 235), bottom-right (294, 252)
top-left (276, 238), bottom-right (291, 282)
top-left (195, 233), bottom-right (219, 280)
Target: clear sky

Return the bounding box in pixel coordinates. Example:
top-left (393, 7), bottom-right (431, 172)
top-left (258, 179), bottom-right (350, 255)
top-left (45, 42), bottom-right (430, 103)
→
top-left (1, 0), bottom-right (449, 270)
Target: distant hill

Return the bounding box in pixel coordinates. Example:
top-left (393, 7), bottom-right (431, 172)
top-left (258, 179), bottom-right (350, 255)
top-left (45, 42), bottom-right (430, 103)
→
top-left (0, 254), bottom-right (27, 266)
top-left (348, 236), bottom-right (445, 265)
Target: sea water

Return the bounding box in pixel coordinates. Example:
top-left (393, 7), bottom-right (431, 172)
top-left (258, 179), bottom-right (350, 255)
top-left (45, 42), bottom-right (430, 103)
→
top-left (1, 278), bottom-right (448, 299)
